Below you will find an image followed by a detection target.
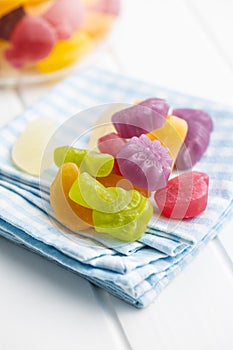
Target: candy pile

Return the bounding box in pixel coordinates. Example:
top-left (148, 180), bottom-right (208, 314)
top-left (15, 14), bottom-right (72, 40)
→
top-left (50, 98), bottom-right (213, 242)
top-left (0, 0), bottom-right (120, 76)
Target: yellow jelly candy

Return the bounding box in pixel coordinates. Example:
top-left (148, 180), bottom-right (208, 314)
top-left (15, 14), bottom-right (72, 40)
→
top-left (24, 0), bottom-right (55, 16)
top-left (11, 118), bottom-right (56, 176)
top-left (50, 163), bottom-right (92, 231)
top-left (37, 30), bottom-right (93, 73)
top-left (147, 115), bottom-right (188, 169)
top-left (0, 0), bottom-right (49, 17)
top-left (82, 12), bottom-right (114, 39)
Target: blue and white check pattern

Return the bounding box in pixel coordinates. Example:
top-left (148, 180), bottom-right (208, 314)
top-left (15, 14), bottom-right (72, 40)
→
top-left (0, 67), bottom-right (232, 307)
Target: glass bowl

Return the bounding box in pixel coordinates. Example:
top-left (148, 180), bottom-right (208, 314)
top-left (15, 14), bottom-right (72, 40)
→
top-left (0, 0), bottom-right (120, 85)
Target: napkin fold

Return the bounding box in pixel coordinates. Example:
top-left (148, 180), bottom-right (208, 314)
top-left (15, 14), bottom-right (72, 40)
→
top-left (0, 67), bottom-right (232, 307)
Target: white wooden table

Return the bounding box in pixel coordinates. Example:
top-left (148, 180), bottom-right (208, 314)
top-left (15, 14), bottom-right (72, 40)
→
top-left (1, 1), bottom-right (233, 349)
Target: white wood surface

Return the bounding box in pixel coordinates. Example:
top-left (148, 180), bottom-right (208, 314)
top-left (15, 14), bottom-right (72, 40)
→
top-left (1, 1), bottom-right (233, 349)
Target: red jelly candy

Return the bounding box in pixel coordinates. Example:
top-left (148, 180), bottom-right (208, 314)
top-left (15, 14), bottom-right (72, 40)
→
top-left (5, 16), bottom-right (56, 68)
top-left (154, 171), bottom-right (209, 219)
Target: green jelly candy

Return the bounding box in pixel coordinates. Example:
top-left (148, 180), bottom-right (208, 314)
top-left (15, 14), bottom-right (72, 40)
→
top-left (54, 146), bottom-right (87, 167)
top-left (93, 189), bottom-right (153, 242)
top-left (80, 151), bottom-right (114, 177)
top-left (54, 146), bottom-right (114, 177)
top-left (69, 172), bottom-right (131, 213)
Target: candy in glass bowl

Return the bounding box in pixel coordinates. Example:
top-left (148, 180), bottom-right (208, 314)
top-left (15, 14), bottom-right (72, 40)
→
top-left (0, 0), bottom-right (120, 84)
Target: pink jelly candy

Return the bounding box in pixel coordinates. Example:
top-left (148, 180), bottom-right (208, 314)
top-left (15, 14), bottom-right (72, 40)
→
top-left (116, 134), bottom-right (172, 191)
top-left (89, 0), bottom-right (121, 16)
top-left (0, 7), bottom-right (25, 40)
top-left (5, 16), bottom-right (56, 68)
top-left (43, 0), bottom-right (85, 40)
top-left (154, 171), bottom-right (209, 219)
top-left (97, 132), bottom-right (126, 157)
top-left (173, 108), bottom-right (213, 170)
top-left (112, 98), bottom-right (169, 138)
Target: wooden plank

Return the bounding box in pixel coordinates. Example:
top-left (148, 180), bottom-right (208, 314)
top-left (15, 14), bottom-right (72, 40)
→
top-left (110, 0), bottom-right (233, 106)
top-left (111, 240), bottom-right (233, 350)
top-left (0, 237), bottom-right (129, 350)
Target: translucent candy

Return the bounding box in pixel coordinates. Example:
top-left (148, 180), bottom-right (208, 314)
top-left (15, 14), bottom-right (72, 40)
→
top-left (116, 134), bottom-right (172, 191)
top-left (97, 132), bottom-right (126, 157)
top-left (11, 118), bottom-right (56, 176)
top-left (69, 172), bottom-right (132, 213)
top-left (97, 173), bottom-right (151, 198)
top-left (0, 6), bottom-right (25, 40)
top-left (54, 146), bottom-right (114, 177)
top-left (82, 12), bottom-right (114, 39)
top-left (93, 189), bottom-right (153, 242)
top-left (43, 0), bottom-right (85, 40)
top-left (5, 16), bottom-right (57, 68)
top-left (173, 108), bottom-right (214, 170)
top-left (25, 0), bottom-right (55, 16)
top-left (37, 31), bottom-right (93, 73)
top-left (0, 0), bottom-right (26, 17)
top-left (50, 163), bottom-right (93, 230)
top-left (147, 115), bottom-right (188, 169)
top-left (154, 171), bottom-right (209, 219)
top-left (112, 98), bottom-right (169, 138)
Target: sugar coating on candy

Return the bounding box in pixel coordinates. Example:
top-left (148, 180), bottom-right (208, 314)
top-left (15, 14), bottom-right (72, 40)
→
top-left (43, 0), bottom-right (85, 40)
top-left (93, 189), bottom-right (153, 242)
top-left (12, 118), bottom-right (56, 176)
top-left (154, 171), bottom-right (209, 219)
top-left (173, 108), bottom-right (213, 170)
top-left (117, 134), bottom-right (172, 191)
top-left (147, 115), bottom-right (188, 169)
top-left (97, 132), bottom-right (126, 157)
top-left (5, 16), bottom-right (57, 68)
top-left (0, 7), bottom-right (25, 40)
top-left (54, 146), bottom-right (114, 177)
top-left (112, 98), bottom-right (169, 138)
top-left (69, 172), bottom-right (132, 213)
top-left (50, 163), bottom-right (93, 230)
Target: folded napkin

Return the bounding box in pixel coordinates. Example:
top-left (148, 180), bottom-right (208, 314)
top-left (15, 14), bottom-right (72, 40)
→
top-left (0, 67), bottom-right (232, 307)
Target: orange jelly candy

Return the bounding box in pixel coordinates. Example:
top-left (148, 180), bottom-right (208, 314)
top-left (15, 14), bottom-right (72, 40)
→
top-left (97, 173), bottom-right (151, 198)
top-left (50, 162), bottom-right (93, 231)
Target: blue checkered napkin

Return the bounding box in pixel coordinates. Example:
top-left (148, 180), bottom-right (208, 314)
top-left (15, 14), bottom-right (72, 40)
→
top-left (0, 67), bottom-right (233, 307)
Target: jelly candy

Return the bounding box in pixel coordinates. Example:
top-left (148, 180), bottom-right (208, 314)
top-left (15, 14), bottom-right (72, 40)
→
top-left (0, 7), bottom-right (25, 40)
top-left (173, 108), bottom-right (213, 169)
top-left (154, 171), bottom-right (209, 219)
top-left (43, 0), bottom-right (85, 40)
top-left (97, 132), bottom-right (126, 157)
top-left (50, 163), bottom-right (93, 230)
top-left (54, 146), bottom-right (87, 167)
top-left (93, 189), bottom-right (153, 242)
top-left (54, 146), bottom-right (114, 177)
top-left (97, 173), bottom-right (151, 198)
top-left (0, 0), bottom-right (25, 17)
top-left (82, 12), bottom-right (114, 39)
top-left (69, 172), bottom-right (131, 213)
top-left (5, 16), bottom-right (56, 68)
top-left (112, 98), bottom-right (169, 138)
top-left (24, 0), bottom-right (55, 16)
top-left (116, 134), bottom-right (172, 191)
top-left (147, 115), bottom-right (188, 169)
top-left (37, 31), bottom-right (93, 73)
top-left (11, 118), bottom-right (56, 176)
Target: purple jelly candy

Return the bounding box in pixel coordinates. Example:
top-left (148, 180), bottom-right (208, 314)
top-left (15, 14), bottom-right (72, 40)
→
top-left (0, 7), bottom-right (25, 41)
top-left (173, 108), bottom-right (214, 169)
top-left (112, 98), bottom-right (169, 138)
top-left (116, 134), bottom-right (172, 191)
